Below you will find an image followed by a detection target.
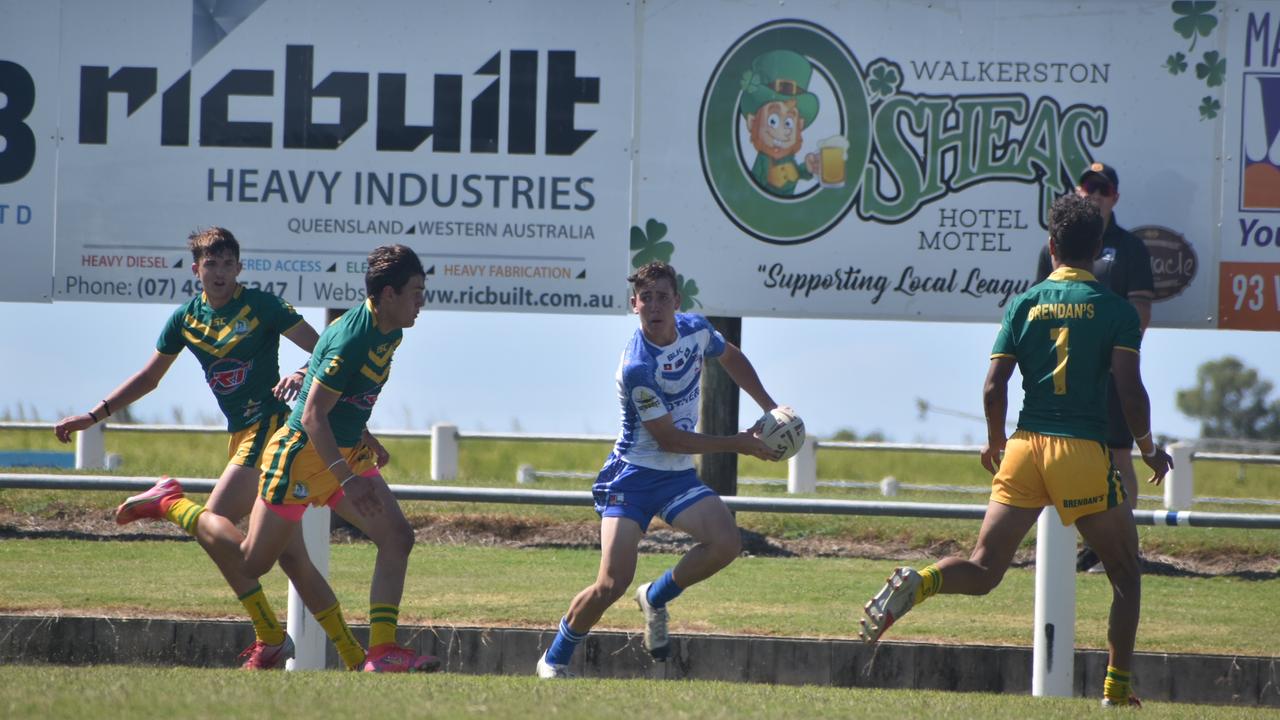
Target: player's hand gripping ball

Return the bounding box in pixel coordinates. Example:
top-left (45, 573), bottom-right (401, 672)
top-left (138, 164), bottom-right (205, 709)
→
top-left (759, 406), bottom-right (805, 461)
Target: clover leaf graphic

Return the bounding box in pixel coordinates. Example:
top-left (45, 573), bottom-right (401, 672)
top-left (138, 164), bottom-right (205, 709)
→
top-left (675, 274), bottom-right (702, 311)
top-left (630, 218), bottom-right (701, 309)
top-left (866, 61), bottom-right (901, 101)
top-left (1173, 1), bottom-right (1218, 53)
top-left (1164, 52), bottom-right (1188, 75)
top-left (630, 218), bottom-right (673, 267)
top-left (1195, 50), bottom-right (1226, 87)
top-left (1199, 95), bottom-right (1221, 120)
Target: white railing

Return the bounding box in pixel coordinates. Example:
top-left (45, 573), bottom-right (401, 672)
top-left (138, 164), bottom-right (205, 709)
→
top-left (5, 421), bottom-right (1279, 513)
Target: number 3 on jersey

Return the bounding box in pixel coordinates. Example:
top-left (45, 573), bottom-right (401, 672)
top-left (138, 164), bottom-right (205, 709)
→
top-left (1049, 327), bottom-right (1069, 395)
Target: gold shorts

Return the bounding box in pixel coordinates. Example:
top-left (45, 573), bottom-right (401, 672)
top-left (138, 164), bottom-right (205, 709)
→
top-left (227, 411), bottom-right (289, 467)
top-left (257, 425), bottom-right (377, 507)
top-left (990, 429), bottom-right (1126, 526)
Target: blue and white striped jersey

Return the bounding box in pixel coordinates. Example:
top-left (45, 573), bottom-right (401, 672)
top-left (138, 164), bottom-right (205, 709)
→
top-left (611, 313), bottom-right (726, 471)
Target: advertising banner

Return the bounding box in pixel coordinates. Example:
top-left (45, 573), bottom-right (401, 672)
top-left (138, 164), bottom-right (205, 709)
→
top-left (635, 0), bottom-right (1225, 327)
top-left (1219, 2), bottom-right (1280, 330)
top-left (0, 0), bottom-right (59, 302)
top-left (49, 0), bottom-right (635, 312)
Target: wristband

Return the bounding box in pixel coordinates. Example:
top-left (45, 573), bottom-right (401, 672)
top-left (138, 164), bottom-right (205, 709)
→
top-left (101, 399), bottom-right (112, 417)
top-left (1141, 444), bottom-right (1160, 459)
top-left (1133, 430), bottom-right (1152, 443)
top-left (87, 409), bottom-right (99, 423)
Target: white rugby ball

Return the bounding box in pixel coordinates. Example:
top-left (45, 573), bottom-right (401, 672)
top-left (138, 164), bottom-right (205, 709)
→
top-left (759, 406), bottom-right (805, 461)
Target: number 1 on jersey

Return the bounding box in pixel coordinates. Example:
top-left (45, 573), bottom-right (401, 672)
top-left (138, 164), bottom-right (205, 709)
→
top-left (1049, 327), bottom-right (1069, 395)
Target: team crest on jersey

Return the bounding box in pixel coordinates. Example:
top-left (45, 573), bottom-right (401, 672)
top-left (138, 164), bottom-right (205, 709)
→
top-left (234, 319), bottom-right (250, 335)
top-left (342, 388), bottom-right (382, 411)
top-left (293, 483), bottom-right (309, 500)
top-left (633, 387), bottom-right (662, 412)
top-left (207, 358), bottom-right (253, 395)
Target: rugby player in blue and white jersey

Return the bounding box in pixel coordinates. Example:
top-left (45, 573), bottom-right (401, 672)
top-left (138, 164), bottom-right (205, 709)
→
top-left (537, 261), bottom-right (784, 678)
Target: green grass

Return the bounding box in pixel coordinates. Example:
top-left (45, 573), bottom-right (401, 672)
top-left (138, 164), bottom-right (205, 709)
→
top-left (0, 540), bottom-right (1275, 657)
top-left (0, 666), bottom-right (1270, 719)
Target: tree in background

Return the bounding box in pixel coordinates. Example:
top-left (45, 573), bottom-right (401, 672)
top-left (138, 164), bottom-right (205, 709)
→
top-left (1176, 356), bottom-right (1280, 440)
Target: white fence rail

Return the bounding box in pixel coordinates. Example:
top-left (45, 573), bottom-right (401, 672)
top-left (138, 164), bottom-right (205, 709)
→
top-left (3, 422), bottom-right (1279, 512)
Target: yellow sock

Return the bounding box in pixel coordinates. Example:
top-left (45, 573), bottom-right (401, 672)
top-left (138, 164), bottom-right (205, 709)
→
top-left (316, 602), bottom-right (366, 670)
top-left (369, 603), bottom-right (400, 648)
top-left (915, 564), bottom-right (943, 605)
top-left (237, 583), bottom-right (286, 645)
top-left (164, 498), bottom-right (205, 535)
top-left (1103, 665), bottom-right (1132, 703)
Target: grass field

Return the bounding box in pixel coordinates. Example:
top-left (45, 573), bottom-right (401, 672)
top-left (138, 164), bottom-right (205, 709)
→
top-left (0, 666), bottom-right (1272, 719)
top-left (1, 539), bottom-right (1275, 656)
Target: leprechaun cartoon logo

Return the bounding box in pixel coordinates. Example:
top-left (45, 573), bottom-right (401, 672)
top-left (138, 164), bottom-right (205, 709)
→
top-left (701, 21), bottom-right (872, 244)
top-left (740, 50), bottom-right (824, 196)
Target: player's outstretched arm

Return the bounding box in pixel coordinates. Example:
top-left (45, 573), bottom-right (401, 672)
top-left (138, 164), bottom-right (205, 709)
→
top-left (642, 414), bottom-right (777, 460)
top-left (272, 322), bottom-right (324, 401)
top-left (1111, 349), bottom-right (1172, 485)
top-left (53, 352), bottom-right (178, 443)
top-left (980, 357), bottom-right (1016, 474)
top-left (716, 342), bottom-right (778, 413)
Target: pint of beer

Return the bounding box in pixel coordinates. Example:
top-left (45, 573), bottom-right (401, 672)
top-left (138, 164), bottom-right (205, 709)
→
top-left (819, 136), bottom-right (849, 189)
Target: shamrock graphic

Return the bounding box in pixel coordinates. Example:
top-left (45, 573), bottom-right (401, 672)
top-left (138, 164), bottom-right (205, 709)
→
top-left (630, 218), bottom-right (673, 267)
top-left (866, 60), bottom-right (901, 102)
top-left (675, 274), bottom-right (702, 311)
top-left (1172, 1), bottom-right (1218, 53)
top-left (1195, 50), bottom-right (1226, 88)
top-left (1164, 52), bottom-right (1187, 75)
top-left (1199, 95), bottom-right (1220, 120)
top-left (630, 218), bottom-right (701, 310)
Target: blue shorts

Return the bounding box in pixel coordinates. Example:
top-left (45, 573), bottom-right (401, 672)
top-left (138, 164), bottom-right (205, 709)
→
top-left (592, 454), bottom-right (715, 532)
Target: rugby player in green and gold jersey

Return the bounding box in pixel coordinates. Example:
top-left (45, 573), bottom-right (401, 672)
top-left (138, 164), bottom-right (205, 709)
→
top-left (54, 227), bottom-right (374, 669)
top-left (857, 194), bottom-right (1172, 708)
top-left (240, 243), bottom-right (438, 673)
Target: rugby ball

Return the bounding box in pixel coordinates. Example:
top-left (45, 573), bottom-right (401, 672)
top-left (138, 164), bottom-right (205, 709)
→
top-left (759, 406), bottom-right (805, 461)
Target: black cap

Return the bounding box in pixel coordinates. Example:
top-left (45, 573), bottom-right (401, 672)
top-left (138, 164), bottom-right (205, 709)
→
top-left (1078, 161), bottom-right (1118, 188)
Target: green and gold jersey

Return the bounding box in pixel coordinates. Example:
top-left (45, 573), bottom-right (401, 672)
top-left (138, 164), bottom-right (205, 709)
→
top-left (991, 267), bottom-right (1142, 443)
top-left (288, 298), bottom-right (401, 447)
top-left (157, 285), bottom-right (305, 432)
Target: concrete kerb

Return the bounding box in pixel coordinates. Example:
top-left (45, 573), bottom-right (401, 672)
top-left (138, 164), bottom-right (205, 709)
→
top-left (0, 614), bottom-right (1276, 707)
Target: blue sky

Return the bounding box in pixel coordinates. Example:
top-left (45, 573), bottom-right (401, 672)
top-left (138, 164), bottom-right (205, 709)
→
top-left (0, 301), bottom-right (1272, 445)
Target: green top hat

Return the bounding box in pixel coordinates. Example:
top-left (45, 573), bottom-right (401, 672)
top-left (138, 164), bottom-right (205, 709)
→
top-left (739, 50), bottom-right (820, 126)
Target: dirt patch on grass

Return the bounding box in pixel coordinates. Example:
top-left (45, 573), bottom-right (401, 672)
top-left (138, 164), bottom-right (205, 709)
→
top-left (2, 508), bottom-right (1276, 579)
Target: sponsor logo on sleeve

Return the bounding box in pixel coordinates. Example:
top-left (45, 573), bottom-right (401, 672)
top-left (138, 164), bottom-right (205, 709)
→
top-left (632, 387), bottom-right (662, 412)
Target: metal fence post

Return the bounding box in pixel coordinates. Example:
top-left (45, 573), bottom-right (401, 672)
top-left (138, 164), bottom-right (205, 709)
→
top-left (431, 423), bottom-right (458, 481)
top-left (75, 422), bottom-right (106, 470)
top-left (286, 506), bottom-right (331, 671)
top-left (1164, 442), bottom-right (1195, 511)
top-left (1032, 507), bottom-right (1075, 697)
top-left (787, 436), bottom-right (817, 494)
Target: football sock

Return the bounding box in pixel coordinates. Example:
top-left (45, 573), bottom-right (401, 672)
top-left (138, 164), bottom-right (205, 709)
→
top-left (369, 602), bottom-right (400, 648)
top-left (916, 564), bottom-right (943, 605)
top-left (647, 569), bottom-right (684, 608)
top-left (163, 497), bottom-right (205, 535)
top-left (1103, 665), bottom-right (1132, 704)
top-left (316, 602), bottom-right (366, 670)
top-left (545, 616), bottom-right (587, 666)
top-left (237, 583), bottom-right (286, 646)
